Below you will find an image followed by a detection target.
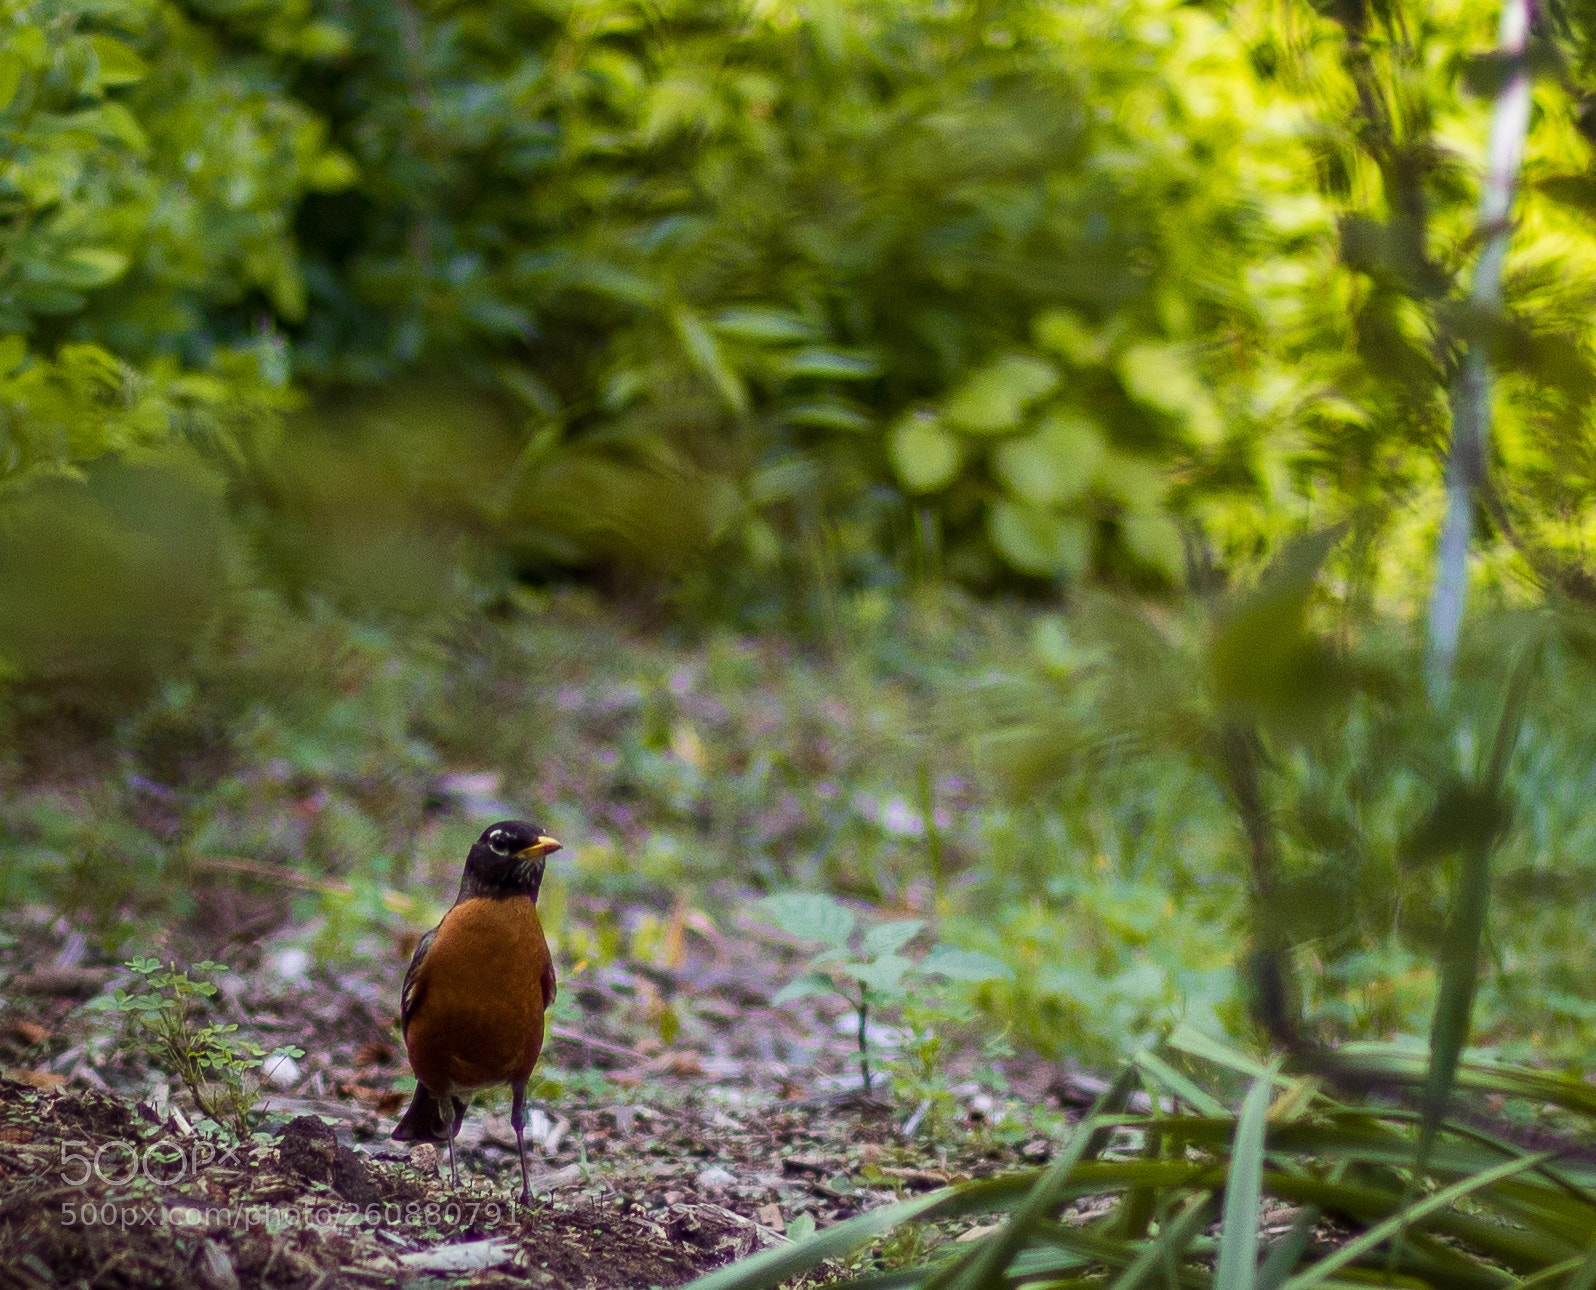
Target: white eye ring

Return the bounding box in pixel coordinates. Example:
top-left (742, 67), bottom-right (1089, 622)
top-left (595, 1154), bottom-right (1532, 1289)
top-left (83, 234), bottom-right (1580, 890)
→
top-left (488, 830), bottom-right (511, 855)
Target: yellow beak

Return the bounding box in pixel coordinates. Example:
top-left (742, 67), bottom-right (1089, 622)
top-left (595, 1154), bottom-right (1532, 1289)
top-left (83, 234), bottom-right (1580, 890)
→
top-left (516, 835), bottom-right (562, 859)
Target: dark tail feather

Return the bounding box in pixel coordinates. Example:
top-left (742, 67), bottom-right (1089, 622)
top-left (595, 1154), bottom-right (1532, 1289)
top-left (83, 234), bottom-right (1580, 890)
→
top-left (392, 1084), bottom-right (447, 1142)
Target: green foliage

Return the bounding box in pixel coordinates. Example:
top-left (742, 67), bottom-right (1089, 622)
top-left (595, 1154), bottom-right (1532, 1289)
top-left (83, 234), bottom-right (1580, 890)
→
top-left (4, 0), bottom-right (1596, 619)
top-left (99, 958), bottom-right (303, 1138)
top-left (188, 0), bottom-right (1291, 589)
top-left (0, 0), bottom-right (328, 494)
top-left (759, 891), bottom-right (1010, 1091)
top-left (960, 532), bottom-right (1596, 1064)
top-left (682, 1031), bottom-right (1596, 1290)
top-left (0, 0), bottom-right (1336, 608)
top-left (8, 0), bottom-right (1596, 1201)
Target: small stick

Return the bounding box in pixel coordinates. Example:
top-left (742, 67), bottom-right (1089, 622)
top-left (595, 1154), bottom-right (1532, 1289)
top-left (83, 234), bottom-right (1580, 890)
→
top-left (191, 857), bottom-right (353, 895)
top-left (548, 1026), bottom-right (648, 1064)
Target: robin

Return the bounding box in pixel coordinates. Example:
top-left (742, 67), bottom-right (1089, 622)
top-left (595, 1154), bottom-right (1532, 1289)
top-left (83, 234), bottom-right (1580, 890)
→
top-left (392, 820), bottom-right (561, 1204)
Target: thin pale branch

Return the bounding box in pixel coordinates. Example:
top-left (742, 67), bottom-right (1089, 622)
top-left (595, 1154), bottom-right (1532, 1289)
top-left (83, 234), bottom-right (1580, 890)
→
top-left (1425, 0), bottom-right (1535, 699)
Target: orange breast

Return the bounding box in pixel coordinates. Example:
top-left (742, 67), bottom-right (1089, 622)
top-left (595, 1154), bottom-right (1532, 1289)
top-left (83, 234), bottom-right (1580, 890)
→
top-left (403, 896), bottom-right (551, 1095)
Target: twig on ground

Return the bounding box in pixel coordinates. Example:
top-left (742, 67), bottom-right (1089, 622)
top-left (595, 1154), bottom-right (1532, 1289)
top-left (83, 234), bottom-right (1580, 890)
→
top-left (549, 1026), bottom-right (649, 1064)
top-left (192, 857), bottom-right (354, 895)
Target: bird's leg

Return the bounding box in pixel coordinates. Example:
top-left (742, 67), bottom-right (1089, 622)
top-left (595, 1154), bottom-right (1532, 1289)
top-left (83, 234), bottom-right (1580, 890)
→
top-left (443, 1093), bottom-right (461, 1190)
top-left (510, 1080), bottom-right (531, 1207)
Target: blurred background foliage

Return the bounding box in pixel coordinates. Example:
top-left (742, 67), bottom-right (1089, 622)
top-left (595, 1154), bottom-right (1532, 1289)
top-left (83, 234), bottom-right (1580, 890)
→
top-left (6, 0), bottom-right (1596, 1070)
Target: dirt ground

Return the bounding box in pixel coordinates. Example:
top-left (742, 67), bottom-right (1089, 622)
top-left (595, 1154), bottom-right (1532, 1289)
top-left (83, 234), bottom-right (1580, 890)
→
top-left (0, 888), bottom-right (1079, 1290)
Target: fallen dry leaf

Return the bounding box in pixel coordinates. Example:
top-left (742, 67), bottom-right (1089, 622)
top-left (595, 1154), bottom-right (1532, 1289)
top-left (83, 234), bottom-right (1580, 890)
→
top-left (9, 1020), bottom-right (49, 1046)
top-left (641, 1050), bottom-right (705, 1077)
top-left (5, 1070), bottom-right (65, 1091)
top-left (337, 1082), bottom-right (404, 1114)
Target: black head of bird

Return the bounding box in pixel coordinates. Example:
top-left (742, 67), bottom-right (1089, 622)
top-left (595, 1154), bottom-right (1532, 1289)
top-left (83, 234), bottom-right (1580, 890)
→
top-left (458, 820), bottom-right (562, 902)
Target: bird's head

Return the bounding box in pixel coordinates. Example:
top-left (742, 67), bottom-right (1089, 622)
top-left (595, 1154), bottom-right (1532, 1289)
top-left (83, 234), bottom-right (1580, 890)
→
top-left (460, 820), bottom-right (562, 901)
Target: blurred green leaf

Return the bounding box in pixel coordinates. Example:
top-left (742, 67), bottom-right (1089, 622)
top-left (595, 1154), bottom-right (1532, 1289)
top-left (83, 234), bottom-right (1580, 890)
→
top-left (1121, 510), bottom-right (1184, 582)
top-left (1116, 343), bottom-right (1222, 443)
top-left (672, 306), bottom-right (748, 415)
top-left (1404, 779), bottom-right (1512, 865)
top-left (712, 308), bottom-right (819, 343)
top-left (1209, 528), bottom-right (1347, 729)
top-left (757, 892), bottom-right (854, 948)
top-left (848, 953), bottom-right (913, 993)
top-left (988, 500), bottom-right (1091, 578)
top-left (61, 247), bottom-right (129, 287)
top-left (864, 919), bottom-right (925, 957)
top-left (993, 413), bottom-right (1105, 507)
top-left (1215, 1061), bottom-right (1279, 1290)
top-left (772, 971), bottom-right (834, 1004)
top-left (87, 34), bottom-right (145, 86)
top-left (776, 348), bottom-right (882, 381)
top-left (945, 355), bottom-right (1060, 434)
top-left (918, 945), bottom-right (1014, 982)
top-left (891, 414), bottom-right (962, 493)
top-left (0, 52), bottom-right (22, 111)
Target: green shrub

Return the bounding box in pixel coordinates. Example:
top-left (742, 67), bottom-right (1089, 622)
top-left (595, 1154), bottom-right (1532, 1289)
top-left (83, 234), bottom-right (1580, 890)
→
top-left (0, 0), bottom-right (338, 492)
top-left (151, 0), bottom-right (1324, 591)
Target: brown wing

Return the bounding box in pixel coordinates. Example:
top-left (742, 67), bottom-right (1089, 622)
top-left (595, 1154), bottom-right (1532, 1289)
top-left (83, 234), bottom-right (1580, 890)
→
top-left (399, 925), bottom-right (438, 1035)
top-left (540, 953), bottom-right (557, 1013)
top-left (533, 905), bottom-right (557, 1012)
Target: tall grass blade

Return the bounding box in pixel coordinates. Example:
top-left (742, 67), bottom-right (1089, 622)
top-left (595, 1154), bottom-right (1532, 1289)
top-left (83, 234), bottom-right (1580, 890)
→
top-left (1558, 1243), bottom-right (1596, 1290)
top-left (1421, 643), bottom-right (1532, 1168)
top-left (1216, 1062), bottom-right (1281, 1290)
top-left (1167, 1026), bottom-right (1282, 1083)
top-left (1109, 1193), bottom-right (1215, 1290)
top-left (1327, 1048), bottom-right (1596, 1120)
top-left (936, 1065), bottom-right (1140, 1290)
top-left (677, 1187), bottom-right (954, 1290)
top-left (1136, 1050), bottom-right (1229, 1117)
top-left (1276, 1153), bottom-right (1553, 1290)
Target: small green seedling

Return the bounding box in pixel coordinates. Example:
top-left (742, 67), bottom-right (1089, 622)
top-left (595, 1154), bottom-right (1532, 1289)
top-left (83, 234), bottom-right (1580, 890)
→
top-left (758, 893), bottom-right (1011, 1095)
top-left (100, 959), bottom-right (303, 1139)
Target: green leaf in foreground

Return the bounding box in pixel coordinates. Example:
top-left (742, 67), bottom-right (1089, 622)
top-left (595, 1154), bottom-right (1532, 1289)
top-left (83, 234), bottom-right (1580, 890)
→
top-left (678, 1188), bottom-right (955, 1290)
top-left (1274, 1152), bottom-right (1553, 1290)
top-left (757, 892), bottom-right (854, 948)
top-left (1215, 1059), bottom-right (1280, 1290)
top-left (1107, 1192), bottom-right (1214, 1290)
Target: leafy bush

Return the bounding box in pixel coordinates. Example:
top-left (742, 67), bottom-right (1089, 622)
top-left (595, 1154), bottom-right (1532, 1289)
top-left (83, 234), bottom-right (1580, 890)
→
top-left (0, 0), bottom-right (336, 494)
top-left (4, 0), bottom-right (1596, 627)
top-left (0, 0), bottom-right (1340, 633)
top-left (279, 0), bottom-right (1313, 589)
top-left (759, 891), bottom-right (1011, 1090)
top-left (99, 958), bottom-right (303, 1137)
top-left (954, 527), bottom-right (1596, 1061)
